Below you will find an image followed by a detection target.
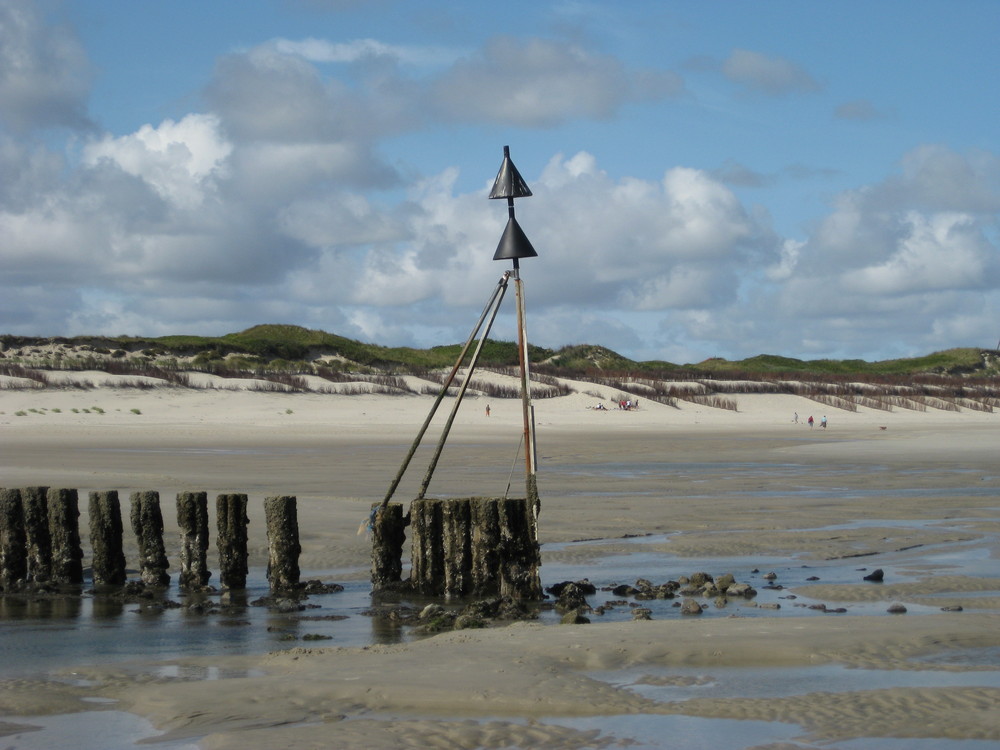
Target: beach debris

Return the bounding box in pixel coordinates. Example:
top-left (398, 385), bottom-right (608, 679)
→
top-left (940, 605), bottom-right (964, 612)
top-left (264, 495), bottom-right (301, 593)
top-left (130, 490), bottom-right (170, 587)
top-left (88, 490), bottom-right (127, 587)
top-left (216, 493), bottom-right (249, 589)
top-left (863, 568), bottom-right (885, 582)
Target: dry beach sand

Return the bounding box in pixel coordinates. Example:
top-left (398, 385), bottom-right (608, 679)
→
top-left (1, 377), bottom-right (999, 748)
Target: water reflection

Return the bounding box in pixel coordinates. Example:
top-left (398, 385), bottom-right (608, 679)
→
top-left (90, 596), bottom-right (124, 620)
top-left (0, 595), bottom-right (83, 620)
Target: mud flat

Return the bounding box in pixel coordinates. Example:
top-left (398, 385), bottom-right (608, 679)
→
top-left (1, 387), bottom-right (999, 748)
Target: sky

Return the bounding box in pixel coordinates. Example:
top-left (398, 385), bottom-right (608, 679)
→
top-left (1, 0), bottom-right (999, 364)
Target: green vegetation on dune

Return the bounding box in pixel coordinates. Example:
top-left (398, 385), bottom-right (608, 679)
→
top-left (1, 326), bottom-right (998, 380)
top-left (691, 348), bottom-right (999, 379)
top-left (543, 344), bottom-right (637, 372)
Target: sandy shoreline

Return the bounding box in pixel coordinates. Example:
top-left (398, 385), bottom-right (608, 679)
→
top-left (1, 386), bottom-right (999, 748)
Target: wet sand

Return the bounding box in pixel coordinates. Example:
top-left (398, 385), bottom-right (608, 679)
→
top-left (1, 388), bottom-right (999, 748)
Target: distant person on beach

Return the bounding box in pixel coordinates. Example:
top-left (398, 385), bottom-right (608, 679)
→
top-left (794, 412), bottom-right (799, 423)
top-left (808, 415), bottom-right (814, 428)
top-left (485, 404), bottom-right (490, 417)
top-left (821, 415), bottom-right (827, 429)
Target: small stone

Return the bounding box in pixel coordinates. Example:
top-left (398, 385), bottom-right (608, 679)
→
top-left (631, 607), bottom-right (652, 621)
top-left (560, 609), bottom-right (590, 625)
top-left (763, 572), bottom-right (777, 581)
top-left (863, 568), bottom-right (884, 582)
top-left (420, 603), bottom-right (445, 620)
top-left (680, 598), bottom-right (703, 615)
top-left (940, 605), bottom-right (964, 612)
top-left (886, 603), bottom-right (907, 614)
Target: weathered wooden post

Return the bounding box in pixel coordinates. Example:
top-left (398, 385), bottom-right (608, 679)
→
top-left (408, 496), bottom-right (541, 599)
top-left (264, 495), bottom-right (300, 592)
top-left (47, 488), bottom-right (84, 585)
top-left (484, 496), bottom-right (542, 599)
top-left (21, 486), bottom-right (52, 583)
top-left (0, 488), bottom-right (27, 591)
top-left (216, 493), bottom-right (249, 589)
top-left (370, 503), bottom-right (406, 590)
top-left (88, 490), bottom-right (127, 587)
top-left (130, 491), bottom-right (170, 586)
top-left (176, 491), bottom-right (211, 589)
top-left (409, 498), bottom-right (445, 597)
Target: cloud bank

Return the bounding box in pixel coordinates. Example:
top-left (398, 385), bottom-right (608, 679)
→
top-left (1, 2), bottom-right (998, 364)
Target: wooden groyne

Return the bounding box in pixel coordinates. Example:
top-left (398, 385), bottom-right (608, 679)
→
top-left (216, 493), bottom-right (250, 589)
top-left (0, 487), bottom-right (304, 595)
top-left (2, 485), bottom-right (542, 603)
top-left (372, 496), bottom-right (541, 601)
top-left (130, 490), bottom-right (170, 586)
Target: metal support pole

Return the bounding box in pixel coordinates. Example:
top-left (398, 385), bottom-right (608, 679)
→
top-left (417, 277), bottom-right (509, 498)
top-left (513, 261), bottom-right (538, 502)
top-left (380, 272), bottom-right (510, 508)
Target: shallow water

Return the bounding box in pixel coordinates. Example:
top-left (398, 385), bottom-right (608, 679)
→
top-left (0, 710), bottom-right (199, 750)
top-left (2, 511), bottom-right (998, 676)
top-left (0, 574), bottom-right (380, 678)
top-left (545, 714), bottom-right (1000, 750)
top-left (2, 448), bottom-right (999, 749)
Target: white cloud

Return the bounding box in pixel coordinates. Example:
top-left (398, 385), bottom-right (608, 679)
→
top-left (430, 36), bottom-right (683, 127)
top-left (834, 98), bottom-right (886, 121)
top-left (722, 49), bottom-right (821, 96)
top-left (269, 37), bottom-right (457, 67)
top-left (0, 1), bottom-right (92, 132)
top-left (82, 114), bottom-right (232, 209)
top-left (844, 212), bottom-right (996, 295)
top-left (2, 7), bottom-right (998, 363)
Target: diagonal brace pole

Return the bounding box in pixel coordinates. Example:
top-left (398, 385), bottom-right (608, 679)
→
top-left (380, 271), bottom-right (510, 508)
top-left (417, 278), bottom-right (509, 499)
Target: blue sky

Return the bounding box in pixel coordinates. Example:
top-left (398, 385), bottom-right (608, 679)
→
top-left (2, 0), bottom-right (998, 364)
